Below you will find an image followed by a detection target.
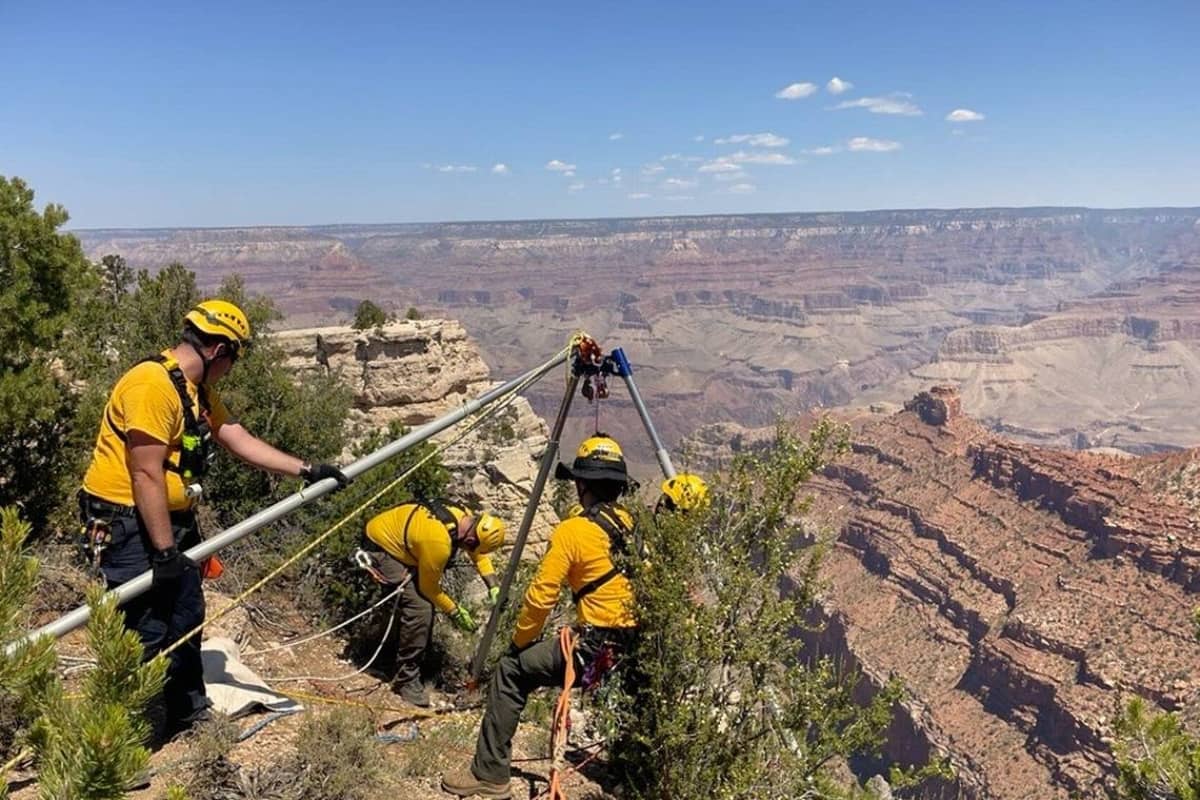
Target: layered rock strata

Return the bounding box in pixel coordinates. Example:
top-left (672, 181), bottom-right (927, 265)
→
top-left (799, 386), bottom-right (1200, 799)
top-left (78, 208), bottom-right (1200, 470)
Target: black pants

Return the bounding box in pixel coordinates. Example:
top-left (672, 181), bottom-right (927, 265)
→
top-left (81, 494), bottom-right (210, 734)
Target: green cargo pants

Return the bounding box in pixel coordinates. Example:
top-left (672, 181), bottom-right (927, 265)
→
top-left (371, 551), bottom-right (432, 690)
top-left (471, 627), bottom-right (636, 783)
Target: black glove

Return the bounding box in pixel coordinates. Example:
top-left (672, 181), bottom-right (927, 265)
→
top-left (151, 546), bottom-right (196, 589)
top-left (300, 462), bottom-right (349, 490)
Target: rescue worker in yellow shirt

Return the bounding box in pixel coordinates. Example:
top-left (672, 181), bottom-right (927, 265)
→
top-left (655, 472), bottom-right (710, 514)
top-left (443, 435), bottom-right (638, 799)
top-left (362, 501), bottom-right (506, 707)
top-left (79, 300), bottom-right (348, 741)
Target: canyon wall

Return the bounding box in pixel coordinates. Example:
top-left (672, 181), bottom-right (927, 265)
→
top-left (797, 387), bottom-right (1200, 798)
top-left (78, 207), bottom-right (1200, 468)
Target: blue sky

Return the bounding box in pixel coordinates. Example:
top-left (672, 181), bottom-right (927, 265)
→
top-left (2, 0), bottom-right (1198, 228)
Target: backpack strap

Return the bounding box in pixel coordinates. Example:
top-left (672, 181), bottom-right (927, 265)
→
top-left (571, 502), bottom-right (635, 604)
top-left (401, 501), bottom-right (459, 561)
top-left (103, 354), bottom-right (212, 478)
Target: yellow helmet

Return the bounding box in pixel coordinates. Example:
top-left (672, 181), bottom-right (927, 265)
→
top-left (446, 505), bottom-right (505, 555)
top-left (470, 512), bottom-right (506, 555)
top-left (554, 435), bottom-right (628, 482)
top-left (184, 300), bottom-right (252, 344)
top-left (659, 473), bottom-right (710, 512)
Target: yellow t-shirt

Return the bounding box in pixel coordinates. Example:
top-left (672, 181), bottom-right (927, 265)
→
top-left (82, 351), bottom-right (230, 511)
top-left (512, 507), bottom-right (637, 649)
top-left (365, 503), bottom-right (496, 613)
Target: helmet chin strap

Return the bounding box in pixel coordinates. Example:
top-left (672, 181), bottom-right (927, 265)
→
top-left (182, 328), bottom-right (216, 385)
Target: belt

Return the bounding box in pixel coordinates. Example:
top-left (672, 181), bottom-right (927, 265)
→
top-left (80, 492), bottom-right (195, 522)
top-left (80, 492), bottom-right (138, 518)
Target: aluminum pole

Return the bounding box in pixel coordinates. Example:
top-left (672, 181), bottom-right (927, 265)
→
top-left (11, 348), bottom-right (569, 651)
top-left (610, 347), bottom-right (675, 479)
top-left (470, 373), bottom-right (579, 680)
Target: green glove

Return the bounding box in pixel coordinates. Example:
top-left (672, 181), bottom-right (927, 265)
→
top-left (450, 605), bottom-right (477, 632)
top-left (487, 585), bottom-right (501, 607)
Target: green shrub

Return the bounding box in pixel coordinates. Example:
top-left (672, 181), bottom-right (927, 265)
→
top-left (0, 506), bottom-right (56, 772)
top-left (1113, 696), bottom-right (1200, 800)
top-left (0, 177), bottom-right (91, 530)
top-left (601, 420), bottom-right (944, 799)
top-left (351, 300), bottom-right (388, 331)
top-left (291, 709), bottom-right (383, 800)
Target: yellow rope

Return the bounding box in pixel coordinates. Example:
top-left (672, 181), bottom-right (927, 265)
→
top-left (159, 351), bottom-right (563, 659)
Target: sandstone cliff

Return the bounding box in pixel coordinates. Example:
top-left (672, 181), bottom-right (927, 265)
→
top-left (794, 387), bottom-right (1200, 799)
top-left (272, 320), bottom-right (559, 551)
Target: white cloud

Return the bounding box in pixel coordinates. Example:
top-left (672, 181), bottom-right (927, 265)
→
top-left (775, 82), bottom-right (817, 100)
top-left (847, 136), bottom-right (902, 152)
top-left (693, 134), bottom-right (705, 142)
top-left (803, 146), bottom-right (839, 156)
top-left (663, 177), bottom-right (698, 190)
top-left (609, 132), bottom-right (624, 140)
top-left (827, 76), bottom-right (853, 95)
top-left (946, 108), bottom-right (985, 122)
top-left (642, 163), bottom-right (666, 176)
top-left (713, 170), bottom-right (748, 182)
top-left (545, 159), bottom-right (576, 172)
top-left (563, 170), bottom-right (576, 177)
top-left (727, 150), bottom-right (797, 165)
top-left (436, 164), bottom-right (477, 173)
top-left (698, 160), bottom-right (743, 173)
top-left (665, 195), bottom-right (695, 201)
top-left (568, 182), bottom-right (585, 192)
top-left (491, 163), bottom-right (510, 175)
top-left (627, 192), bottom-right (651, 199)
top-left (596, 177), bottom-right (610, 185)
top-left (698, 150), bottom-right (797, 174)
top-left (729, 183), bottom-right (756, 194)
top-left (835, 95), bottom-right (923, 116)
top-left (714, 132), bottom-right (790, 148)
top-left (661, 153), bottom-right (704, 163)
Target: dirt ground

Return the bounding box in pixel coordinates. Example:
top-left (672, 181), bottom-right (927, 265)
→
top-left (10, 582), bottom-right (614, 800)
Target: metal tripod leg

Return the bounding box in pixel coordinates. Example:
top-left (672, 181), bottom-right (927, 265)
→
top-left (610, 347), bottom-right (675, 479)
top-left (469, 374), bottom-right (580, 681)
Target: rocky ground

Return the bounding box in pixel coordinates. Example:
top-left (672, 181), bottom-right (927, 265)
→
top-left (12, 581), bottom-right (611, 800)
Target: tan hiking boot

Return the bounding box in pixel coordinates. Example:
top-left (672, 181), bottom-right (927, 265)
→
top-left (441, 766), bottom-right (511, 798)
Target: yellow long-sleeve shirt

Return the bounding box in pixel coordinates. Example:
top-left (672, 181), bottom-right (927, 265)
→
top-left (512, 507), bottom-right (637, 649)
top-left (364, 503), bottom-right (494, 613)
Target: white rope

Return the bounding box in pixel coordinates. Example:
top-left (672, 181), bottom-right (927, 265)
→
top-left (264, 591), bottom-right (401, 683)
top-left (243, 584), bottom-right (403, 657)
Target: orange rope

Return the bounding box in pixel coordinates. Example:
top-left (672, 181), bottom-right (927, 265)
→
top-left (547, 626), bottom-right (577, 800)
